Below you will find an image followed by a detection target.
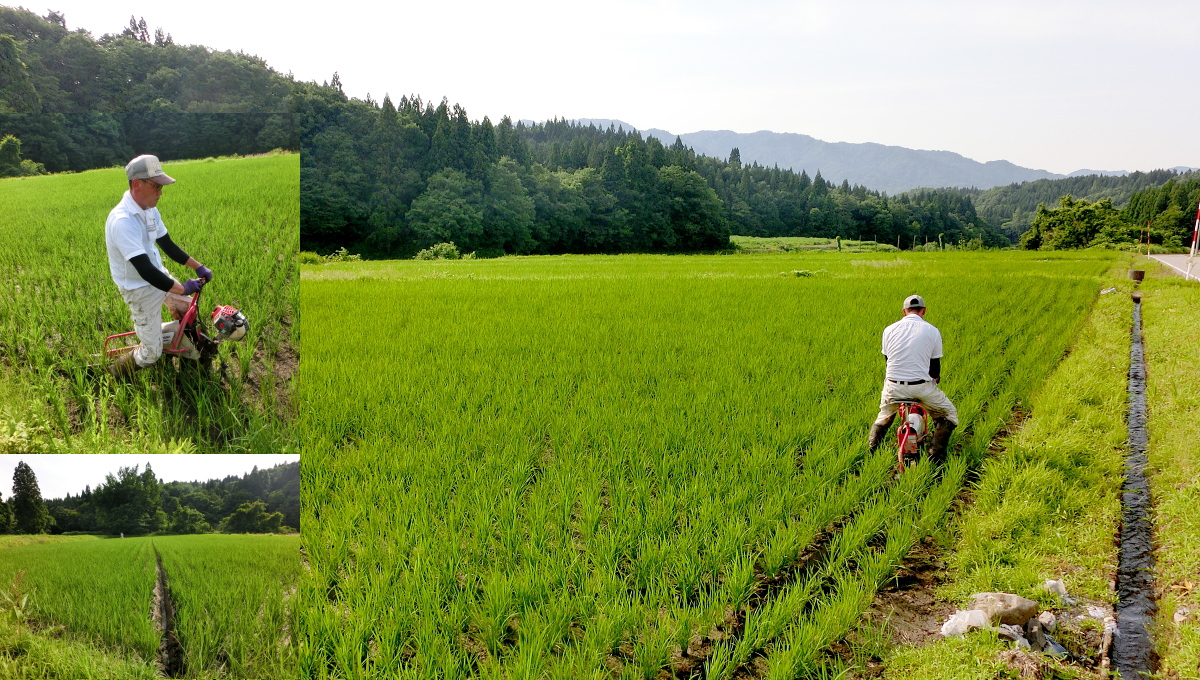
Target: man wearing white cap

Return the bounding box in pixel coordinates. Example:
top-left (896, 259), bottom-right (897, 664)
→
top-left (868, 294), bottom-right (958, 463)
top-left (105, 154), bottom-right (213, 377)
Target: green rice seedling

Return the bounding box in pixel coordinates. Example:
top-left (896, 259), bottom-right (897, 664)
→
top-left (0, 154), bottom-right (298, 453)
top-left (301, 251), bottom-right (1114, 677)
top-left (0, 536), bottom-right (158, 660)
top-left (153, 534), bottom-right (299, 679)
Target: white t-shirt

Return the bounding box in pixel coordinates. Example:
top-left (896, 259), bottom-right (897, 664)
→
top-left (881, 313), bottom-right (943, 382)
top-left (105, 191), bottom-right (169, 290)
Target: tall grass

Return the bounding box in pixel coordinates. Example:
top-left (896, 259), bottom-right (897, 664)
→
top-left (0, 154), bottom-right (298, 453)
top-left (0, 613), bottom-right (160, 680)
top-left (299, 251), bottom-right (1113, 678)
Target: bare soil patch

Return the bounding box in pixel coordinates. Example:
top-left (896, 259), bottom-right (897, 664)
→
top-left (864, 537), bottom-right (957, 649)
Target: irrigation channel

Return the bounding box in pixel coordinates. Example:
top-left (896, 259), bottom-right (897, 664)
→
top-left (1113, 288), bottom-right (1157, 676)
top-left (153, 549), bottom-right (185, 678)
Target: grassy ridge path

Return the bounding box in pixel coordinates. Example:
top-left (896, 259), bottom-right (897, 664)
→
top-left (1140, 261), bottom-right (1200, 676)
top-left (882, 263), bottom-right (1133, 677)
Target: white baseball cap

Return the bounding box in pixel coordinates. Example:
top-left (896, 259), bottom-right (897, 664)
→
top-left (904, 294), bottom-right (926, 309)
top-left (125, 154), bottom-right (175, 185)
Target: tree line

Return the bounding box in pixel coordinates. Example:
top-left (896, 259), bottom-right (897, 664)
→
top-left (971, 170), bottom-right (1186, 240)
top-left (2, 460), bottom-right (301, 536)
top-left (1, 8), bottom-right (294, 114)
top-left (1020, 174), bottom-right (1200, 250)
top-left (0, 7), bottom-right (298, 172)
top-left (5, 7), bottom-right (1193, 255)
top-left (301, 91), bottom-right (1012, 257)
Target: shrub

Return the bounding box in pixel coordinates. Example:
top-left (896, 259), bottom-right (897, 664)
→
top-left (323, 246), bottom-right (361, 263)
top-left (299, 251), bottom-right (323, 265)
top-left (170, 507), bottom-right (211, 534)
top-left (414, 242), bottom-right (462, 260)
top-left (218, 501), bottom-right (283, 533)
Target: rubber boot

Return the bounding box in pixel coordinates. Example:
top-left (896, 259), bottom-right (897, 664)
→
top-left (868, 415), bottom-right (895, 451)
top-left (107, 352), bottom-right (140, 380)
top-left (929, 418), bottom-right (957, 464)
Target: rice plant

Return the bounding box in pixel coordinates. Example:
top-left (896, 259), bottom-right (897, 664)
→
top-left (0, 536), bottom-right (158, 659)
top-left (154, 534), bottom-right (300, 679)
top-left (0, 533), bottom-right (298, 678)
top-left (299, 251), bottom-right (1114, 678)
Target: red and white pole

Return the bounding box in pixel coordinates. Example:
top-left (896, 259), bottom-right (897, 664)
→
top-left (1187, 196), bottom-right (1199, 281)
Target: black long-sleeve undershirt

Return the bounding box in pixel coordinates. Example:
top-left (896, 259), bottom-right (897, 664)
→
top-left (128, 254), bottom-right (175, 292)
top-left (156, 233), bottom-right (190, 265)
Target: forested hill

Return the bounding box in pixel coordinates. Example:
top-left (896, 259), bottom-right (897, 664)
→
top-left (0, 7), bottom-right (300, 172)
top-left (969, 170), bottom-right (1191, 240)
top-left (302, 96), bottom-right (1009, 257)
top-left (576, 120), bottom-right (1136, 194)
top-left (45, 460), bottom-right (300, 535)
top-left (1, 7), bottom-right (294, 113)
top-left (5, 8), bottom-right (1189, 254)
top-left (641, 128), bottom-right (1065, 195)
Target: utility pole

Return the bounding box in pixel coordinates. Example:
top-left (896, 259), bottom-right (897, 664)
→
top-left (1187, 197), bottom-right (1199, 282)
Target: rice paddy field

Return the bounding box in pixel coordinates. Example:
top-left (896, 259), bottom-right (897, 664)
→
top-left (155, 534), bottom-right (299, 678)
top-left (299, 250), bottom-right (1116, 679)
top-left (0, 153), bottom-right (298, 454)
top-left (0, 533), bottom-right (299, 679)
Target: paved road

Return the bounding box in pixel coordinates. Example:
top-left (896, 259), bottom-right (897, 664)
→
top-left (1149, 254), bottom-right (1199, 281)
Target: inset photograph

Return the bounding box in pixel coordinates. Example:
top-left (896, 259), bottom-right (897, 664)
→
top-left (0, 116), bottom-right (298, 454)
top-left (0, 454), bottom-right (299, 679)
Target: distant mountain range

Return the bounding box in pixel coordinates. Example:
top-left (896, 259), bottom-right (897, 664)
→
top-left (558, 119), bottom-right (1195, 194)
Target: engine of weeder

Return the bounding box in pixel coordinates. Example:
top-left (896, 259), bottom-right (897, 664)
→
top-left (211, 305), bottom-right (249, 342)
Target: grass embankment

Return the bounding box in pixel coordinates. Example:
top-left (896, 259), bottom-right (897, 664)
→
top-left (0, 535), bottom-right (99, 549)
top-left (0, 617), bottom-right (159, 679)
top-left (1139, 260), bottom-right (1200, 677)
top-left (883, 266), bottom-right (1132, 677)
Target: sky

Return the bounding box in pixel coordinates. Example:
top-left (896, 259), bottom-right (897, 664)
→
top-left (26, 0), bottom-right (1200, 175)
top-left (0, 455), bottom-right (299, 500)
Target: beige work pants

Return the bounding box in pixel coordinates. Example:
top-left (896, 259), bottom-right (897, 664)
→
top-left (874, 380), bottom-right (959, 426)
top-left (117, 282), bottom-right (187, 367)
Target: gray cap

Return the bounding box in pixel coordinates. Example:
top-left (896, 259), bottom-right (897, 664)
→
top-left (125, 154), bottom-right (175, 185)
top-left (904, 294), bottom-right (926, 309)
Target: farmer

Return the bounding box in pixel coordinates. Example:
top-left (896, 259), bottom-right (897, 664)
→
top-left (867, 294), bottom-right (958, 463)
top-left (105, 154), bottom-right (212, 378)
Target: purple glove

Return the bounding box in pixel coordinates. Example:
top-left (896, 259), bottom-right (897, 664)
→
top-left (181, 278), bottom-right (204, 295)
top-left (196, 264), bottom-right (213, 283)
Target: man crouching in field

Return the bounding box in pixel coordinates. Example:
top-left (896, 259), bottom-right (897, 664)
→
top-left (105, 154), bottom-right (212, 378)
top-left (868, 295), bottom-right (958, 463)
